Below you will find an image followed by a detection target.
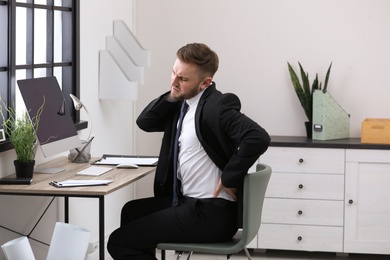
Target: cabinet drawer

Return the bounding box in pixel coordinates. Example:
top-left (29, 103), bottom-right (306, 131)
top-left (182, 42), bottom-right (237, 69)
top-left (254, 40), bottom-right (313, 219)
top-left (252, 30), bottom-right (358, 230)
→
top-left (261, 147), bottom-right (344, 174)
top-left (262, 198), bottom-right (344, 226)
top-left (346, 149), bottom-right (390, 163)
top-left (258, 224), bottom-right (343, 252)
top-left (266, 173), bottom-right (344, 200)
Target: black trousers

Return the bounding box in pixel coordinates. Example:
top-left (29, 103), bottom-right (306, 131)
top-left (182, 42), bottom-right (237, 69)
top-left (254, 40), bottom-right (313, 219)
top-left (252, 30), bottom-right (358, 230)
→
top-left (107, 196), bottom-right (238, 260)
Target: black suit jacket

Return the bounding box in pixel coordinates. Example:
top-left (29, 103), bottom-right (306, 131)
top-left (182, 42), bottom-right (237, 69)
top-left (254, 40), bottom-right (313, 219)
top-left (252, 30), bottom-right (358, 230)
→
top-left (136, 82), bottom-right (270, 225)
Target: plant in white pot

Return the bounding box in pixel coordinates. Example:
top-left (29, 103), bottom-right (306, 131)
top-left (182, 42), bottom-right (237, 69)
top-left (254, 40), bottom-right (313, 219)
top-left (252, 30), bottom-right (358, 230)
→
top-left (0, 96), bottom-right (45, 178)
top-left (287, 62), bottom-right (332, 138)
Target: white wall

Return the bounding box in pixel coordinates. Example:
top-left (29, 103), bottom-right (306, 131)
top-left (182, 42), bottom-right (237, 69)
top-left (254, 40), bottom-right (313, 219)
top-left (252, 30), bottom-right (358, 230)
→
top-left (0, 1), bottom-right (136, 259)
top-left (134, 0), bottom-right (390, 158)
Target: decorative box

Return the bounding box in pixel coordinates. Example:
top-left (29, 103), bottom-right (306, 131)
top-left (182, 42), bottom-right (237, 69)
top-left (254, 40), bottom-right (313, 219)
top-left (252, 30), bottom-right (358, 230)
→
top-left (361, 118), bottom-right (390, 144)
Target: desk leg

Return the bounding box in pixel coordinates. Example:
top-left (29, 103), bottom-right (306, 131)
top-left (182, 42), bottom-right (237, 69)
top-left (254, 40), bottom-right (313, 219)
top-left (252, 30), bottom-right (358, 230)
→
top-left (64, 196), bottom-right (104, 259)
top-left (99, 196), bottom-right (105, 260)
top-left (65, 196), bottom-right (69, 223)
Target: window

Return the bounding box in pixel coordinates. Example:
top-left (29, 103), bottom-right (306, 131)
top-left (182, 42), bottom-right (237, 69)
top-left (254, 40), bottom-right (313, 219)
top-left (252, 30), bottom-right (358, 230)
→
top-left (0, 0), bottom-right (86, 152)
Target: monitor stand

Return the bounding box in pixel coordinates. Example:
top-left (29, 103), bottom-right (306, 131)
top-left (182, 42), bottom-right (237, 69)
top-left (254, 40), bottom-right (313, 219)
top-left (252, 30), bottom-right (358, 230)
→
top-left (34, 167), bottom-right (65, 174)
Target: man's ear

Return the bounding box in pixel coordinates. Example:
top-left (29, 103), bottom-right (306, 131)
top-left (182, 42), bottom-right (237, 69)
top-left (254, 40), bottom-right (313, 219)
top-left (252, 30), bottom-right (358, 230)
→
top-left (200, 77), bottom-right (212, 90)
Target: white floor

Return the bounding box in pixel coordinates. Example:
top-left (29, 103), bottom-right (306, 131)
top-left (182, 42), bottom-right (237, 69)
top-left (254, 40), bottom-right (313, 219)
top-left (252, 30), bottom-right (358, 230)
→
top-left (158, 249), bottom-right (390, 260)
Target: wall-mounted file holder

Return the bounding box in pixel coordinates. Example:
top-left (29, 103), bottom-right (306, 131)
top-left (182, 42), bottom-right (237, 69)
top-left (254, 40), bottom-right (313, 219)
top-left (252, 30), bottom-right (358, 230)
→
top-left (312, 89), bottom-right (350, 140)
top-left (99, 20), bottom-right (150, 100)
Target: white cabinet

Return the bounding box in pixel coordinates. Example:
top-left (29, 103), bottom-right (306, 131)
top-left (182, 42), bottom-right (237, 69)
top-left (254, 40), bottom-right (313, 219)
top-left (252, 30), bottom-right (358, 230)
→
top-left (257, 147), bottom-right (345, 252)
top-left (345, 149), bottom-right (390, 254)
top-left (252, 137), bottom-right (390, 255)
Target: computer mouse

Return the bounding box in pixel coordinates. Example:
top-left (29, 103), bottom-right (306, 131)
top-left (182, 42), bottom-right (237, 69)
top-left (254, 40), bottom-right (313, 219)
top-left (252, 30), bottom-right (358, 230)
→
top-left (116, 164), bottom-right (139, 169)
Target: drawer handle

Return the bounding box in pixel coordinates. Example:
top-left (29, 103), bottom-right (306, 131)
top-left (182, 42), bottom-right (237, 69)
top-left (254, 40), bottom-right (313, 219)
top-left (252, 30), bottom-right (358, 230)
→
top-left (299, 158), bottom-right (304, 163)
top-left (298, 184), bottom-right (304, 189)
top-left (297, 236), bottom-right (302, 241)
top-left (298, 210), bottom-right (303, 215)
top-left (349, 199), bottom-right (354, 204)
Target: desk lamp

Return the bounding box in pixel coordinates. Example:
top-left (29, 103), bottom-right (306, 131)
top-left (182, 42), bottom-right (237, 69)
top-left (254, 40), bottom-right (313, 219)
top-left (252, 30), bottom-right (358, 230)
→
top-left (69, 94), bottom-right (95, 162)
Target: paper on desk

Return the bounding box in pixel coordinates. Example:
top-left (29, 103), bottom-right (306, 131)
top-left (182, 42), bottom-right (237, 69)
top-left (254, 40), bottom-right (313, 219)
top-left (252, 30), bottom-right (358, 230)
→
top-left (50, 180), bottom-right (113, 188)
top-left (94, 157), bottom-right (158, 166)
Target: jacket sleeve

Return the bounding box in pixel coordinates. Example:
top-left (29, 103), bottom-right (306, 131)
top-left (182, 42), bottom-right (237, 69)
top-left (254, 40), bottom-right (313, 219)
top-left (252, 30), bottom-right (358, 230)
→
top-left (218, 93), bottom-right (270, 188)
top-left (136, 91), bottom-right (181, 132)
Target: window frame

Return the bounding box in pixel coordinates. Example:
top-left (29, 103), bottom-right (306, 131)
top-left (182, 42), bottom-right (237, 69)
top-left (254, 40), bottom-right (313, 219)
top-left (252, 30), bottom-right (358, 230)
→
top-left (0, 0), bottom-right (86, 153)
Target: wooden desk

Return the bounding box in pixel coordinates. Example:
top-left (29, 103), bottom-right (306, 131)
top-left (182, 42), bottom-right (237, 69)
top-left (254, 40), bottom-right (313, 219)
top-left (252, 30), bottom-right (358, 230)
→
top-left (0, 157), bottom-right (155, 260)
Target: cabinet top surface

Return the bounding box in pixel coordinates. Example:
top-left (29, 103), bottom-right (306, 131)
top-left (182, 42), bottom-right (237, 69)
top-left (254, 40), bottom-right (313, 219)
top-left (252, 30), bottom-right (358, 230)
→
top-left (270, 136), bottom-right (390, 150)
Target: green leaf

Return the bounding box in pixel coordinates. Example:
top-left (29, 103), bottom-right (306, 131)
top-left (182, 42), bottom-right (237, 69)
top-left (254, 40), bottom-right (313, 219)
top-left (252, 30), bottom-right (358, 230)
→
top-left (312, 74), bottom-right (320, 97)
top-left (287, 62), bottom-right (307, 115)
top-left (323, 62), bottom-right (333, 93)
top-left (298, 63), bottom-right (311, 97)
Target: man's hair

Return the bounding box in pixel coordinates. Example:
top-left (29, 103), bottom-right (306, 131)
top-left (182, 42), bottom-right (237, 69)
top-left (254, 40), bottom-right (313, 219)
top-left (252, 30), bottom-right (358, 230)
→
top-left (176, 43), bottom-right (219, 78)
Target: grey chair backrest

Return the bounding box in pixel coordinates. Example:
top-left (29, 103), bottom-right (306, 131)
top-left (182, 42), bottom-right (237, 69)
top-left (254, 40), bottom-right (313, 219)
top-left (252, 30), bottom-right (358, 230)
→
top-left (237, 163), bottom-right (271, 250)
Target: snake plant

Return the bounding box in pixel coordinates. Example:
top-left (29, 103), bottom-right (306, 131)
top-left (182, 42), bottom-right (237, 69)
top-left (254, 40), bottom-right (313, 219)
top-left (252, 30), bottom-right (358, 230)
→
top-left (287, 62), bottom-right (332, 125)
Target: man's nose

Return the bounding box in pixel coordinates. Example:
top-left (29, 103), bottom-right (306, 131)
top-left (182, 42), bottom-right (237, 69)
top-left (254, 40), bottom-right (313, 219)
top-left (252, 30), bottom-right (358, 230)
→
top-left (171, 76), bottom-right (179, 86)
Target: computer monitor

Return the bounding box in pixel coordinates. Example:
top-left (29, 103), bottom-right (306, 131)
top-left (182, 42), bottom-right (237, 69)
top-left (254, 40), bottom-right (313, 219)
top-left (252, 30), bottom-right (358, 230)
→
top-left (17, 76), bottom-right (82, 160)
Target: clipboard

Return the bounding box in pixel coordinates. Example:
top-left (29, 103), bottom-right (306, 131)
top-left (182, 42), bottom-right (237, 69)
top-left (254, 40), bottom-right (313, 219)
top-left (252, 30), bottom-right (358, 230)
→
top-left (91, 154), bottom-right (158, 166)
top-left (49, 180), bottom-right (113, 188)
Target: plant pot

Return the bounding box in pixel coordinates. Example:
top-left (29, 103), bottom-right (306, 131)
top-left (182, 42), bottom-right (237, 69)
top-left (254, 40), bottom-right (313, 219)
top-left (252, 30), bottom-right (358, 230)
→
top-left (14, 160), bottom-right (35, 179)
top-left (305, 121), bottom-right (312, 139)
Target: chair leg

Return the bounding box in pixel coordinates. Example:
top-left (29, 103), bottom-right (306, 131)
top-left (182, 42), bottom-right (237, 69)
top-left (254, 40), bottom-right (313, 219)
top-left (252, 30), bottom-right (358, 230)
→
top-left (186, 251), bottom-right (193, 260)
top-left (175, 251), bottom-right (184, 260)
top-left (243, 247), bottom-right (252, 260)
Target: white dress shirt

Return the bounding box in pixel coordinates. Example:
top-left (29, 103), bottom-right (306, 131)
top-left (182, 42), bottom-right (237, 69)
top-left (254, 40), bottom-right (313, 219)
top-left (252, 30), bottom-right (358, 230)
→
top-left (177, 90), bottom-right (234, 201)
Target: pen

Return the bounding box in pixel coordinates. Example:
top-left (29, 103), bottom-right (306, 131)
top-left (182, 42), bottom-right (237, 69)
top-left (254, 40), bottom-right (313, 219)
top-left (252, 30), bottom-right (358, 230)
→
top-left (72, 135), bottom-right (95, 162)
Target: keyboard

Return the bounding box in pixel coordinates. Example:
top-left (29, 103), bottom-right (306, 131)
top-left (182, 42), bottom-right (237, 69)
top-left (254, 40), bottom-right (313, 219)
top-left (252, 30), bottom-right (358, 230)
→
top-left (76, 166), bottom-right (114, 176)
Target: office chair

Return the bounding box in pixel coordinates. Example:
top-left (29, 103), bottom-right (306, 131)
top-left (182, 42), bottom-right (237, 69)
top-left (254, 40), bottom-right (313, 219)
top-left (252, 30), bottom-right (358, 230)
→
top-left (157, 163), bottom-right (272, 260)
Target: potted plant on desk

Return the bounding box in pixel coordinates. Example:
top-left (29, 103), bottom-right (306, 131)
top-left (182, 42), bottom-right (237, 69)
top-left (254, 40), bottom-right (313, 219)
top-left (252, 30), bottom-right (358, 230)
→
top-left (287, 62), bottom-right (332, 138)
top-left (0, 96), bottom-right (45, 179)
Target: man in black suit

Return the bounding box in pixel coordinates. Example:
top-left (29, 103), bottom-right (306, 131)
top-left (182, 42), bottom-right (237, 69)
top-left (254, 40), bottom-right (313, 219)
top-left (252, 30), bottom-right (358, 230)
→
top-left (107, 43), bottom-right (270, 260)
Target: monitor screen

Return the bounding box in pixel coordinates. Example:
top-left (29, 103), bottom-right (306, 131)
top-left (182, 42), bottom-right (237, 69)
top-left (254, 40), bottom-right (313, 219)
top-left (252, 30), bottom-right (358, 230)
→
top-left (17, 76), bottom-right (82, 158)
